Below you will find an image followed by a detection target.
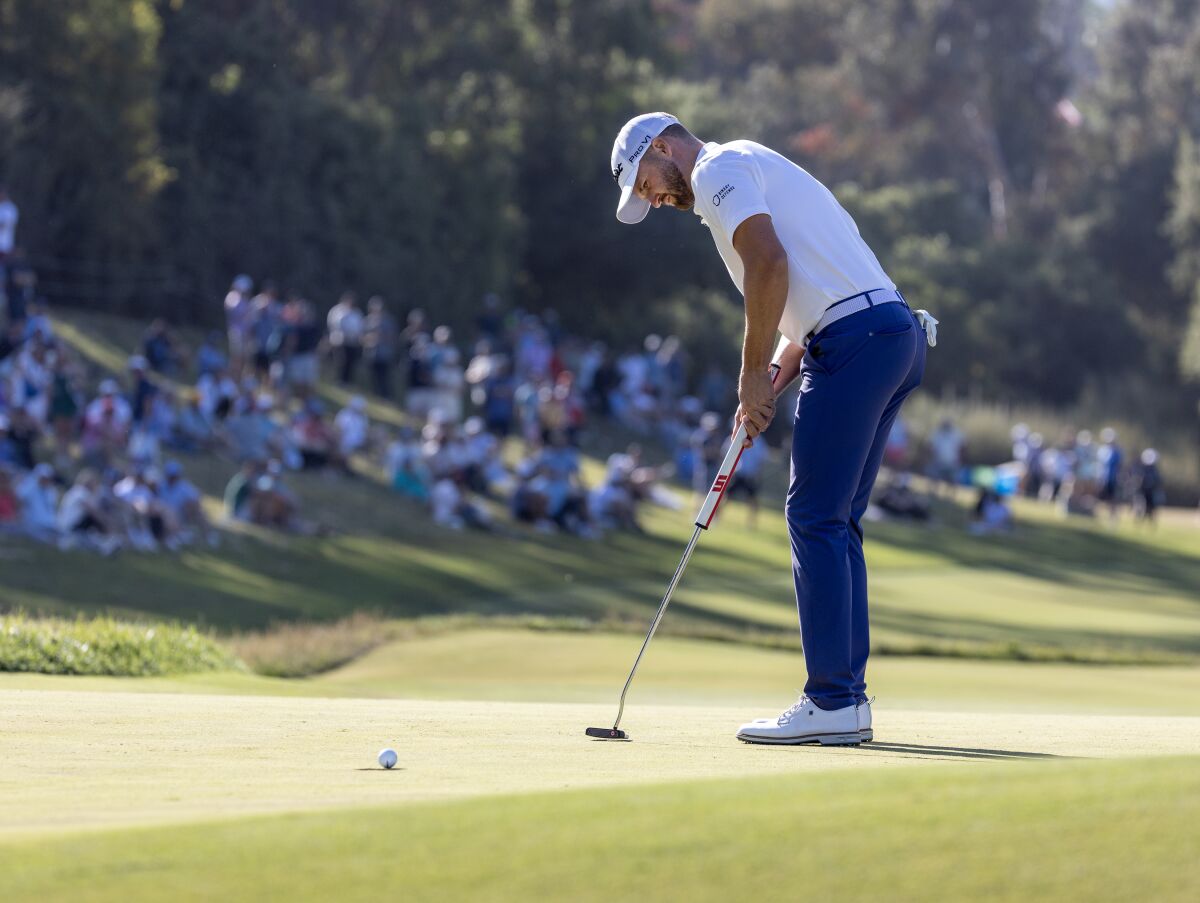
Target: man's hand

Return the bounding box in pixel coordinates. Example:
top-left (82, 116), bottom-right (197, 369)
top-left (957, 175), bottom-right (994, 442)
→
top-left (735, 368), bottom-right (776, 445)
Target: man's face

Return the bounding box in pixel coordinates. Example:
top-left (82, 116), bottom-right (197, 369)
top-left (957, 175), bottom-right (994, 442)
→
top-left (633, 144), bottom-right (694, 212)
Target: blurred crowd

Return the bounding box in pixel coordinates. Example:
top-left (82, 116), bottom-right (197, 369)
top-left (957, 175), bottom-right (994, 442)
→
top-left (879, 416), bottom-right (1169, 532)
top-left (1, 252), bottom-right (758, 552)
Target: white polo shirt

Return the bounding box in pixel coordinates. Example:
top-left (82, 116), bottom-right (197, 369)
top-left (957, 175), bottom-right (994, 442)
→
top-left (690, 140), bottom-right (895, 344)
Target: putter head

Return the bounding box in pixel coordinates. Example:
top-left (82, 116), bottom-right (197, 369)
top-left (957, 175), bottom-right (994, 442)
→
top-left (586, 727), bottom-right (630, 741)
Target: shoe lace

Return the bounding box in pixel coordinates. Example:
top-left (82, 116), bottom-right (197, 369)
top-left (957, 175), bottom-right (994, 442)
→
top-left (778, 694), bottom-right (810, 725)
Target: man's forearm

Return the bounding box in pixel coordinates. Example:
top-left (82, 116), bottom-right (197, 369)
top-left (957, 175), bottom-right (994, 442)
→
top-left (741, 256), bottom-right (788, 374)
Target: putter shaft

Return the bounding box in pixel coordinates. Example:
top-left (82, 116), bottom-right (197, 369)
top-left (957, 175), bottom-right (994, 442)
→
top-left (612, 525), bottom-right (703, 731)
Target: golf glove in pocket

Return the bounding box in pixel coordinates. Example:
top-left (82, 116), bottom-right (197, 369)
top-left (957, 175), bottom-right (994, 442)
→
top-left (914, 310), bottom-right (938, 347)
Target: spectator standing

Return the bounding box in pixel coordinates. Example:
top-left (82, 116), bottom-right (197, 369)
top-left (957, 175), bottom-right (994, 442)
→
top-left (127, 356), bottom-right (158, 424)
top-left (282, 299), bottom-right (322, 398)
top-left (327, 292), bottom-right (364, 385)
top-left (224, 275), bottom-right (254, 376)
top-left (363, 296), bottom-right (398, 399)
top-left (4, 250), bottom-right (37, 325)
top-left (249, 283), bottom-right (283, 380)
top-left (142, 319), bottom-right (183, 376)
top-left (0, 184), bottom-right (18, 296)
top-left (1134, 448), bottom-right (1164, 525)
top-left (1097, 427), bottom-right (1124, 520)
top-left (726, 426), bottom-right (767, 528)
top-left (927, 418), bottom-right (965, 495)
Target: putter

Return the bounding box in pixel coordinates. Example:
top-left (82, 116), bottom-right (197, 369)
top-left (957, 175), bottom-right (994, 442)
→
top-left (587, 337), bottom-right (795, 741)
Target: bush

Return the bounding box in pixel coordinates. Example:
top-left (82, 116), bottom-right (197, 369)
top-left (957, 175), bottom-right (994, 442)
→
top-left (0, 613), bottom-right (237, 676)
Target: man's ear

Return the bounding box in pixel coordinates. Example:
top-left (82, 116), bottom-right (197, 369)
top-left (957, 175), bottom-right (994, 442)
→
top-left (652, 136), bottom-right (672, 158)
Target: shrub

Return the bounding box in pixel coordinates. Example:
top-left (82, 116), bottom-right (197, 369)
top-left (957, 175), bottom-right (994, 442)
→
top-left (0, 613), bottom-right (237, 676)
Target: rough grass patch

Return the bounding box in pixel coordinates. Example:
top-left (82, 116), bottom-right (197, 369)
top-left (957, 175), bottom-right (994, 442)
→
top-left (0, 613), bottom-right (237, 676)
top-left (231, 612), bottom-right (394, 678)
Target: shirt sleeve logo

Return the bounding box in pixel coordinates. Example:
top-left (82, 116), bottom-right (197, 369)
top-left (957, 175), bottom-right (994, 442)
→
top-left (713, 184), bottom-right (735, 206)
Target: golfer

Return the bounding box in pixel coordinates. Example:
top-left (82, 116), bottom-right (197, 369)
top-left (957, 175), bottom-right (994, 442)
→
top-left (611, 113), bottom-right (934, 745)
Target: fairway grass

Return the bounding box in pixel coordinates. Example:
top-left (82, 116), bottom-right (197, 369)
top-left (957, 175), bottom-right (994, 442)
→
top-left (3, 752), bottom-right (1198, 902)
top-left (7, 630), bottom-right (1200, 713)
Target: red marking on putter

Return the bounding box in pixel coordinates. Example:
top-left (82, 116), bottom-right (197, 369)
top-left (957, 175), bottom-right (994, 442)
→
top-left (712, 475), bottom-right (729, 492)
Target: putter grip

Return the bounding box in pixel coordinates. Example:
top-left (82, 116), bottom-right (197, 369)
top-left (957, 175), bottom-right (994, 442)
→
top-left (694, 361), bottom-right (783, 530)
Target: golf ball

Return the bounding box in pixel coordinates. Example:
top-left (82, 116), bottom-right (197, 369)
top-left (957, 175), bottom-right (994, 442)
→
top-left (378, 747), bottom-right (398, 769)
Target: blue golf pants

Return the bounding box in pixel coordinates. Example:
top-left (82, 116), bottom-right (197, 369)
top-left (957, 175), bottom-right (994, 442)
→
top-left (787, 300), bottom-right (926, 711)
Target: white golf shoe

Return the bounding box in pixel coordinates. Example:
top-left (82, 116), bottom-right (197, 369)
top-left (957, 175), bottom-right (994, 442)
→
top-left (857, 697), bottom-right (874, 742)
top-left (736, 696), bottom-right (862, 746)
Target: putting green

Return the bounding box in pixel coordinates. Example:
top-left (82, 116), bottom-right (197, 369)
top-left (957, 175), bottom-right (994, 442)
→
top-left (3, 687), bottom-right (1199, 840)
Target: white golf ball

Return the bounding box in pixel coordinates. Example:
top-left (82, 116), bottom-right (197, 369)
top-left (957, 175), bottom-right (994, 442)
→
top-left (378, 747), bottom-right (398, 769)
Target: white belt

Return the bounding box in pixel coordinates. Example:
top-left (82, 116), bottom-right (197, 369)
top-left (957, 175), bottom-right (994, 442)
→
top-left (807, 288), bottom-right (905, 340)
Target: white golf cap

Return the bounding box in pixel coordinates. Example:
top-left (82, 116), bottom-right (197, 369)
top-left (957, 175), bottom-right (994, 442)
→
top-left (610, 112), bottom-right (680, 224)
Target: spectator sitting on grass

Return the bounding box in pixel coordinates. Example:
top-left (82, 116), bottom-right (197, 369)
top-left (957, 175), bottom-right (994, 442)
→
top-left (57, 469), bottom-right (121, 554)
top-left (291, 399), bottom-right (343, 471)
top-left (114, 467), bottom-right (173, 550)
top-left (223, 393), bottom-right (283, 463)
top-left (196, 331), bottom-right (227, 377)
top-left (875, 473), bottom-right (931, 522)
top-left (0, 415), bottom-right (18, 468)
top-left (249, 460), bottom-right (307, 532)
top-left (430, 473), bottom-right (492, 531)
top-left (0, 465), bottom-right (20, 532)
top-left (533, 431), bottom-right (593, 537)
top-left (174, 392), bottom-right (216, 452)
top-left (384, 426), bottom-right (430, 500)
top-left (334, 396), bottom-right (369, 459)
top-left (196, 367), bottom-right (238, 422)
top-left (159, 459), bottom-right (216, 546)
top-left (460, 416), bottom-right (511, 496)
top-left (17, 463), bottom-right (59, 543)
top-left (224, 460), bottom-right (259, 521)
top-left (969, 488), bottom-right (1013, 535)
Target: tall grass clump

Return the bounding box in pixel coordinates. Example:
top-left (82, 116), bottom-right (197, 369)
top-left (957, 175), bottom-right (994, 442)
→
top-left (231, 612), bottom-right (392, 678)
top-left (0, 613), bottom-right (237, 676)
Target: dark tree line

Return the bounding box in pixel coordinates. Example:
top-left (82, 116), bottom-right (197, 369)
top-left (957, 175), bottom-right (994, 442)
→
top-left (1, 0), bottom-right (1199, 440)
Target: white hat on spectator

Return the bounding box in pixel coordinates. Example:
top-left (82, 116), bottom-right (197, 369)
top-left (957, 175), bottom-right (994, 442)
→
top-left (128, 355), bottom-right (148, 371)
top-left (350, 396), bottom-right (367, 412)
top-left (256, 394), bottom-right (274, 412)
top-left (233, 274), bottom-right (253, 292)
top-left (99, 379), bottom-right (119, 395)
top-left (463, 417), bottom-right (484, 436)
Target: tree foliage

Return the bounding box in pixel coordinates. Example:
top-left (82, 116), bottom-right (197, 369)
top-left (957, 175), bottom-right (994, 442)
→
top-left (1, 0), bottom-right (1199, 429)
